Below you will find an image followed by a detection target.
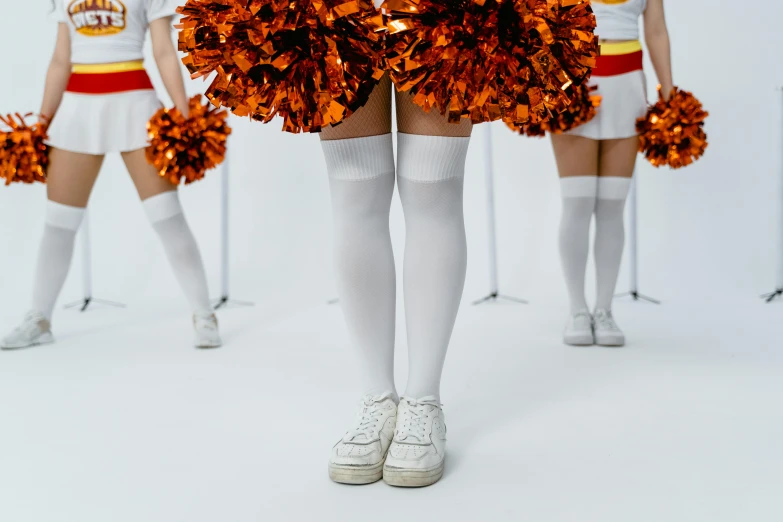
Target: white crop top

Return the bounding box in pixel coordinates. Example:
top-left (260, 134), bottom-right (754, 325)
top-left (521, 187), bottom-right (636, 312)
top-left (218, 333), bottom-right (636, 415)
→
top-left (591, 0), bottom-right (647, 41)
top-left (55, 0), bottom-right (177, 64)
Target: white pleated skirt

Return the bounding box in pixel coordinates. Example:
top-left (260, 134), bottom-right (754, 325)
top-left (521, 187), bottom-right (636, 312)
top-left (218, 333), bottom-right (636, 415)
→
top-left (567, 70), bottom-right (648, 141)
top-left (46, 89), bottom-right (161, 155)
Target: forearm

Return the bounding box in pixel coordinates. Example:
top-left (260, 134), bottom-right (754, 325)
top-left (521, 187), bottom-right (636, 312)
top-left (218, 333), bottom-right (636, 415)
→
top-left (645, 28), bottom-right (674, 95)
top-left (40, 60), bottom-right (71, 121)
top-left (155, 48), bottom-right (190, 117)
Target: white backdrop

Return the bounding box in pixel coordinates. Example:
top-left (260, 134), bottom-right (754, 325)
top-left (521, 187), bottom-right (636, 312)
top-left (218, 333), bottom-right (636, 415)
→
top-left (2, 0), bottom-right (782, 321)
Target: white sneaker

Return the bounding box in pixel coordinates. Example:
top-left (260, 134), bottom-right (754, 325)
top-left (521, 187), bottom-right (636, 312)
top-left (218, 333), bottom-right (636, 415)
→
top-left (329, 392), bottom-right (398, 485)
top-left (193, 312), bottom-right (222, 349)
top-left (593, 308), bottom-right (625, 347)
top-left (383, 396), bottom-right (446, 487)
top-left (1, 310), bottom-right (55, 350)
top-left (564, 309), bottom-right (594, 346)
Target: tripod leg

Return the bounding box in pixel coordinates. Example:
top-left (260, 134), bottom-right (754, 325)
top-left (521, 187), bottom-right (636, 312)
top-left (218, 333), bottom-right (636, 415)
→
top-left (497, 294), bottom-right (529, 304)
top-left (635, 293), bottom-right (661, 305)
top-left (472, 294), bottom-right (497, 306)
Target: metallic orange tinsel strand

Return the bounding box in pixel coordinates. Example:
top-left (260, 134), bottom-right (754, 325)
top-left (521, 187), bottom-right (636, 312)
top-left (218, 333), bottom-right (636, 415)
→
top-left (176, 0), bottom-right (385, 133)
top-left (508, 83), bottom-right (601, 137)
top-left (0, 113), bottom-right (49, 185)
top-left (636, 86), bottom-right (709, 169)
top-left (382, 0), bottom-right (598, 125)
top-left (146, 95), bottom-right (232, 185)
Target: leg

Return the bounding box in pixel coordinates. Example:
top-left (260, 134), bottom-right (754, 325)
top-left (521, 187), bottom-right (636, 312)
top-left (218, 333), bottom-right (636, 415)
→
top-left (322, 78), bottom-right (399, 486)
top-left (592, 137), bottom-right (637, 347)
top-left (550, 134), bottom-right (600, 314)
top-left (382, 92), bottom-right (471, 489)
top-left (395, 91), bottom-right (472, 401)
top-left (320, 77), bottom-right (398, 397)
top-left (594, 137), bottom-right (636, 311)
top-left (122, 149), bottom-right (219, 347)
top-left (34, 149), bottom-right (104, 320)
top-left (1, 149), bottom-right (103, 349)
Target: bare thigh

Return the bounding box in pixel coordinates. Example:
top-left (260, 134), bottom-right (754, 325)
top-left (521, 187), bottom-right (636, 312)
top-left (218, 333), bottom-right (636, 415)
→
top-left (395, 90), bottom-right (472, 137)
top-left (319, 76), bottom-right (393, 141)
top-left (121, 148), bottom-right (177, 201)
top-left (46, 148), bottom-right (105, 207)
top-left (550, 134), bottom-right (600, 178)
top-left (598, 136), bottom-right (639, 178)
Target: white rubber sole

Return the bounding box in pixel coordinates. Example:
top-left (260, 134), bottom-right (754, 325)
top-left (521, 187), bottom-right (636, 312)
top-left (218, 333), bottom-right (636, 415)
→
top-left (194, 338), bottom-right (223, 349)
top-left (329, 460), bottom-right (384, 485)
top-left (0, 332), bottom-right (55, 350)
top-left (595, 334), bottom-right (625, 347)
top-left (564, 332), bottom-right (594, 346)
top-left (383, 461), bottom-right (444, 488)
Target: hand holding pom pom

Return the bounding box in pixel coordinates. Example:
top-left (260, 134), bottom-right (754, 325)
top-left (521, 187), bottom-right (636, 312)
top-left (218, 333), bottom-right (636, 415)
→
top-left (176, 0), bottom-right (385, 133)
top-left (0, 113), bottom-right (49, 185)
top-left (636, 86), bottom-right (709, 169)
top-left (507, 83), bottom-right (601, 137)
top-left (146, 95), bottom-right (232, 185)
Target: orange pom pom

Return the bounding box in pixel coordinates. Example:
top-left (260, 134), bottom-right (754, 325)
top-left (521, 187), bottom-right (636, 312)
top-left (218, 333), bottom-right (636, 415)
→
top-left (507, 83), bottom-right (601, 137)
top-left (382, 0), bottom-right (598, 125)
top-left (636, 86), bottom-right (709, 169)
top-left (146, 96), bottom-right (232, 185)
top-left (176, 0), bottom-right (385, 133)
top-left (0, 113), bottom-right (49, 185)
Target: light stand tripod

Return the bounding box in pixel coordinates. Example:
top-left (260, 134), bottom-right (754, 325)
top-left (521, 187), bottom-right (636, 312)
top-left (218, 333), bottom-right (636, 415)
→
top-left (64, 210), bottom-right (126, 312)
top-left (615, 173), bottom-right (660, 304)
top-left (211, 149), bottom-right (254, 310)
top-left (761, 87), bottom-right (783, 303)
top-left (473, 123), bottom-right (527, 305)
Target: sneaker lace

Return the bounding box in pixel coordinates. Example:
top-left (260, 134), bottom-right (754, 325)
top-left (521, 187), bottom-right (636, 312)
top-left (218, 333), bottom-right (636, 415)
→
top-left (14, 311), bottom-right (44, 336)
top-left (345, 393), bottom-right (393, 441)
top-left (395, 397), bottom-right (440, 443)
top-left (572, 310), bottom-right (592, 328)
top-left (194, 314), bottom-right (218, 331)
top-left (594, 310), bottom-right (619, 331)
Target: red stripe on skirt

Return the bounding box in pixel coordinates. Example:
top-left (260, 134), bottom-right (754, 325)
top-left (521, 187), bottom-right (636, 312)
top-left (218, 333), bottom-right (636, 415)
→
top-left (592, 51), bottom-right (644, 77)
top-left (66, 70), bottom-right (154, 94)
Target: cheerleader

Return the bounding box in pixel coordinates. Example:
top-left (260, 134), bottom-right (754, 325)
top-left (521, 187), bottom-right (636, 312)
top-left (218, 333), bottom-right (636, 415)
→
top-left (322, 76), bottom-right (471, 487)
top-left (552, 0), bottom-right (672, 347)
top-left (1, 0), bottom-right (221, 350)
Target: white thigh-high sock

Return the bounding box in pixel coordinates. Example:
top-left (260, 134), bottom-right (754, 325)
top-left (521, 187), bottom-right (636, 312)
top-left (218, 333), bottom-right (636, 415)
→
top-left (143, 191), bottom-right (212, 315)
top-left (559, 176), bottom-right (598, 314)
top-left (32, 201), bottom-right (86, 321)
top-left (396, 133), bottom-right (470, 400)
top-left (594, 177), bottom-right (632, 311)
top-left (321, 134), bottom-right (398, 397)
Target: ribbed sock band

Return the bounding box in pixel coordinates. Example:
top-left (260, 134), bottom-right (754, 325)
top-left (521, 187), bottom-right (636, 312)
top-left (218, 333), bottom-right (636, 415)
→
top-left (597, 177), bottom-right (632, 200)
top-left (45, 200), bottom-right (86, 231)
top-left (143, 190), bottom-right (183, 223)
top-left (396, 133), bottom-right (470, 183)
top-left (560, 176), bottom-right (599, 199)
top-left (320, 133), bottom-right (395, 181)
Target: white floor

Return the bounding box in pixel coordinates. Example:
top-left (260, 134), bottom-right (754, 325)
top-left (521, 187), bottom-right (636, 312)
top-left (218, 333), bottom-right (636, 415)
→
top-left (0, 296), bottom-right (780, 522)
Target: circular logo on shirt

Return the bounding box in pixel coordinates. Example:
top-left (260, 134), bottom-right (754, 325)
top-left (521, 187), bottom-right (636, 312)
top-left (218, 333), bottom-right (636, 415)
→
top-left (67, 0), bottom-right (127, 36)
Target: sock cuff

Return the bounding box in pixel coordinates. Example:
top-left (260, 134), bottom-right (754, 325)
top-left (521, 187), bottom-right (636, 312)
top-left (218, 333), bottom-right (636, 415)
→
top-left (559, 176), bottom-right (598, 198)
top-left (143, 190), bottom-right (183, 224)
top-left (597, 177), bottom-right (632, 200)
top-left (320, 133), bottom-right (395, 181)
top-left (45, 200), bottom-right (86, 231)
top-left (397, 133), bottom-right (470, 183)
